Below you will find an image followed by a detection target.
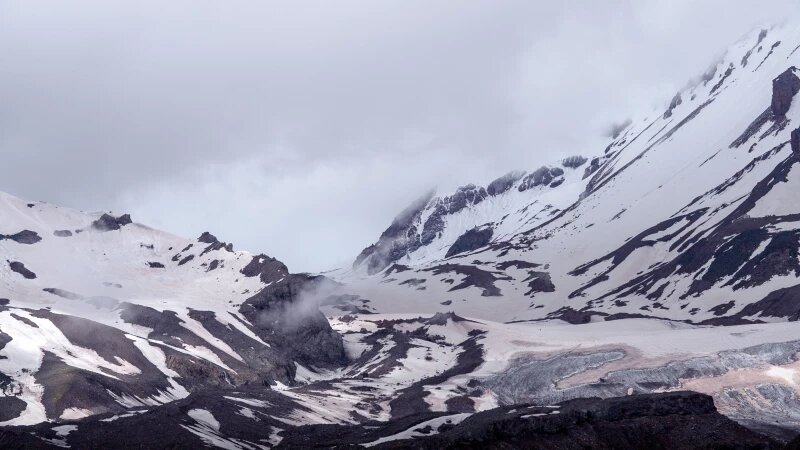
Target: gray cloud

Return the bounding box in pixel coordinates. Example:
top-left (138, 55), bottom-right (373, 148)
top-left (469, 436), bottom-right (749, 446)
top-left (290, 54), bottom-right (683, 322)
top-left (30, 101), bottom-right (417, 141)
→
top-left (1, 0), bottom-right (798, 271)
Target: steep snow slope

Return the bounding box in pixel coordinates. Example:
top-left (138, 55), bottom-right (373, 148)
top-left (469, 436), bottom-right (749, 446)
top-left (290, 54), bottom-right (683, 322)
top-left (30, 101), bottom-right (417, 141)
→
top-left (0, 191), bottom-right (345, 425)
top-left (343, 23), bottom-right (800, 326)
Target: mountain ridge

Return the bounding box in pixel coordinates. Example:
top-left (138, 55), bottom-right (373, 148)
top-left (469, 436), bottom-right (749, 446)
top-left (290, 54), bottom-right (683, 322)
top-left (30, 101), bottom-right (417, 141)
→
top-left (339, 23), bottom-right (800, 329)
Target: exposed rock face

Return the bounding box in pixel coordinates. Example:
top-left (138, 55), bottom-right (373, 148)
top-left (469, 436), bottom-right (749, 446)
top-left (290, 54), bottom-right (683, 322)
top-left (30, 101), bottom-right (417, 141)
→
top-left (518, 166), bottom-right (564, 191)
top-left (487, 171), bottom-right (525, 196)
top-left (438, 184), bottom-right (488, 213)
top-left (446, 227), bottom-right (494, 258)
top-left (353, 154), bottom-right (590, 274)
top-left (53, 230), bottom-right (72, 237)
top-left (241, 254), bottom-right (289, 283)
top-left (771, 67), bottom-right (800, 117)
top-left (419, 205), bottom-right (446, 246)
top-left (792, 127), bottom-right (800, 156)
top-left (91, 213), bottom-right (132, 231)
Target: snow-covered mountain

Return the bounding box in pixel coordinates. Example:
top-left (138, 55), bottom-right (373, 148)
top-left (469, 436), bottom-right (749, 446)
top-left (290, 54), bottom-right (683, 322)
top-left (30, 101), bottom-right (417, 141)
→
top-left (4, 21), bottom-right (800, 449)
top-left (0, 191), bottom-right (346, 427)
top-left (344, 23), bottom-right (800, 327)
top-left (1, 190), bottom-right (799, 445)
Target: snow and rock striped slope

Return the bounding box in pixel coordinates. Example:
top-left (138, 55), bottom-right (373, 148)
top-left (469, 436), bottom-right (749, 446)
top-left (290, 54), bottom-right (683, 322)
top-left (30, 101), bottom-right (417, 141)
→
top-left (0, 191), bottom-right (345, 426)
top-left (343, 23), bottom-right (800, 326)
top-left (4, 311), bottom-right (798, 447)
top-left (0, 192), bottom-right (797, 444)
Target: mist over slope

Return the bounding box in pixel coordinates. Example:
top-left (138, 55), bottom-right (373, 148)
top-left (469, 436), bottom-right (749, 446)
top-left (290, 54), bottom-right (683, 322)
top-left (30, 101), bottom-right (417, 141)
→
top-left (343, 23), bottom-right (800, 328)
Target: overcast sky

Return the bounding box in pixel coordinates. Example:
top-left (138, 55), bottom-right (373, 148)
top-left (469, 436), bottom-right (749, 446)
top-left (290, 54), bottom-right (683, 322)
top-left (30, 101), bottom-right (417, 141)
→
top-left (1, 1), bottom-right (798, 272)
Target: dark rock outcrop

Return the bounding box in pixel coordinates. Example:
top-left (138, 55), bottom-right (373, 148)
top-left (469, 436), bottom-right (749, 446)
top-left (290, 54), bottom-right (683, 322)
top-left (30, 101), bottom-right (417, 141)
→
top-left (196, 232), bottom-right (234, 254)
top-left (53, 229), bottom-right (72, 237)
top-left (420, 205), bottom-right (446, 246)
top-left (199, 240), bottom-right (234, 256)
top-left (177, 254), bottom-right (194, 266)
top-left (91, 213), bottom-right (132, 231)
top-left (446, 227), bottom-right (494, 258)
top-left (197, 231), bottom-right (218, 244)
top-left (8, 261), bottom-right (36, 279)
top-left (0, 230), bottom-right (41, 244)
top-left (241, 254), bottom-right (289, 284)
top-left (771, 67), bottom-right (800, 117)
top-left (518, 166), bottom-right (564, 192)
top-left (524, 270), bottom-right (555, 296)
top-left (792, 127), bottom-right (800, 156)
top-left (438, 184), bottom-right (488, 213)
top-left (0, 397), bottom-right (26, 423)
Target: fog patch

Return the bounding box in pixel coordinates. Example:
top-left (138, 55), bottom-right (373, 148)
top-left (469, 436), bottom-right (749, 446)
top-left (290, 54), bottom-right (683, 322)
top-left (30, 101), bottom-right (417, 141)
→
top-left (253, 276), bottom-right (340, 333)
